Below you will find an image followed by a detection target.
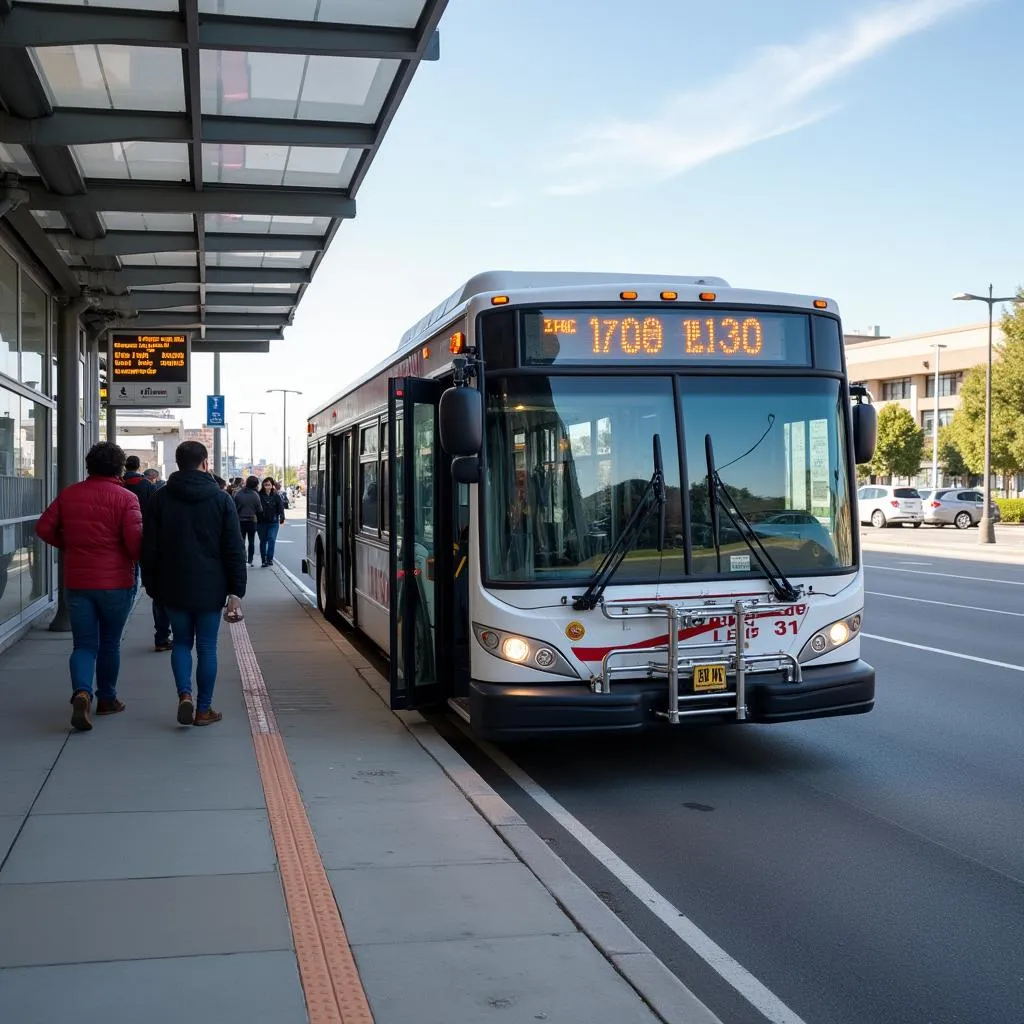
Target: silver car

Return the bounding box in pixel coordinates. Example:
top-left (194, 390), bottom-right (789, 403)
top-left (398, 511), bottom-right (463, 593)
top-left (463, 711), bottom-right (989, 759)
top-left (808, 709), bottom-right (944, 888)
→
top-left (919, 488), bottom-right (1001, 529)
top-left (857, 486), bottom-right (924, 528)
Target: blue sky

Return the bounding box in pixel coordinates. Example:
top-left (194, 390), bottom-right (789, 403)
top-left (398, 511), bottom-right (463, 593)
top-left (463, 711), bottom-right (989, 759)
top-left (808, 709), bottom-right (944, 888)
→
top-left (190, 0), bottom-right (1019, 468)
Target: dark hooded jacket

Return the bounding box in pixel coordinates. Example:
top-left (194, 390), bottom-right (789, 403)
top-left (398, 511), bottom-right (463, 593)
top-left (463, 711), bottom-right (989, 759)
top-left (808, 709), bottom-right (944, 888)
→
top-left (141, 469), bottom-right (246, 612)
top-left (122, 470), bottom-right (156, 517)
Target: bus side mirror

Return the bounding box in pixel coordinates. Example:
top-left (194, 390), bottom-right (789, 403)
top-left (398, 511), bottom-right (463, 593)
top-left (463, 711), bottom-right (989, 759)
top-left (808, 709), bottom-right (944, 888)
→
top-left (852, 402), bottom-right (877, 465)
top-left (439, 386), bottom-right (482, 457)
top-left (452, 456), bottom-right (480, 485)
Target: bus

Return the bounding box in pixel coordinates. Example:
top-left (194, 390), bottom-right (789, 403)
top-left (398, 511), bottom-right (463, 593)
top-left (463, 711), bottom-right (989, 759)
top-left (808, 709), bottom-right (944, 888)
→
top-left (304, 271), bottom-right (878, 740)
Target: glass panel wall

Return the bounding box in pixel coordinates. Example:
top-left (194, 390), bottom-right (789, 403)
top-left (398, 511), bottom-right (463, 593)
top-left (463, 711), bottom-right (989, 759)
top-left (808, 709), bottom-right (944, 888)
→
top-left (20, 273), bottom-right (47, 395)
top-left (0, 248), bottom-right (17, 380)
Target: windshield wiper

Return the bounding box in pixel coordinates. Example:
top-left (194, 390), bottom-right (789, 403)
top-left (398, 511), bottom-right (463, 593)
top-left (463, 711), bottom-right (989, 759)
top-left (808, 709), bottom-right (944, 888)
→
top-left (704, 434), bottom-right (801, 604)
top-left (573, 434), bottom-right (667, 611)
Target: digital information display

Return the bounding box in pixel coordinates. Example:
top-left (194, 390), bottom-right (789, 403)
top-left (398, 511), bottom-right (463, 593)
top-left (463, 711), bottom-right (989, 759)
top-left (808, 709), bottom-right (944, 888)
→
top-left (108, 332), bottom-right (191, 408)
top-left (522, 310), bottom-right (811, 367)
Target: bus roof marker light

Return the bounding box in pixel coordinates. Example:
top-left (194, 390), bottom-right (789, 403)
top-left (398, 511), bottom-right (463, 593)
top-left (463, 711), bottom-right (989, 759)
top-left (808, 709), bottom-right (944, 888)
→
top-left (491, 295), bottom-right (509, 305)
top-left (422, 346), bottom-right (431, 359)
top-left (813, 299), bottom-right (828, 309)
top-left (698, 292), bottom-right (717, 302)
top-left (660, 291), bottom-right (678, 301)
top-left (620, 290), bottom-right (638, 300)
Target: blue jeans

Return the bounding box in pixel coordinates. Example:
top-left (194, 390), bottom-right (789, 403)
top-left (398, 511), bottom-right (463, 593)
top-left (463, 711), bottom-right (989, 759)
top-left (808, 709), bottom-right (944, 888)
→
top-left (257, 522), bottom-right (280, 564)
top-left (66, 588), bottom-right (135, 700)
top-left (165, 608), bottom-right (222, 712)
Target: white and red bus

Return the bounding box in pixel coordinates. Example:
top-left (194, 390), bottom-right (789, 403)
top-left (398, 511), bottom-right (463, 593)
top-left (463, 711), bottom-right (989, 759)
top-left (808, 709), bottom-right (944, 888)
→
top-left (305, 271), bottom-right (877, 739)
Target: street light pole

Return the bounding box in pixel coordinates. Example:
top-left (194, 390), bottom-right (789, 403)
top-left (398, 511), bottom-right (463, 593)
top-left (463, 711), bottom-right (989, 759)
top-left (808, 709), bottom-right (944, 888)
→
top-left (238, 410), bottom-right (265, 476)
top-left (930, 342), bottom-right (947, 489)
top-left (267, 388), bottom-right (302, 486)
top-left (953, 286), bottom-right (1022, 544)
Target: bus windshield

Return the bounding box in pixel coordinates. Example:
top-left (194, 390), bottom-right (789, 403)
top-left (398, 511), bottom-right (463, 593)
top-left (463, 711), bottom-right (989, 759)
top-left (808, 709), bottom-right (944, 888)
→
top-left (483, 376), bottom-right (684, 583)
top-left (483, 374), bottom-right (854, 585)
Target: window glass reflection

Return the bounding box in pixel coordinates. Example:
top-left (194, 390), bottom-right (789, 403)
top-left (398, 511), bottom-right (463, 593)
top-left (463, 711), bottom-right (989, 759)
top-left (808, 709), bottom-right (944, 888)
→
top-left (484, 376), bottom-right (683, 583)
top-left (0, 388), bottom-right (49, 627)
top-left (681, 377), bottom-right (854, 575)
top-left (20, 272), bottom-right (47, 394)
top-left (0, 248), bottom-right (18, 380)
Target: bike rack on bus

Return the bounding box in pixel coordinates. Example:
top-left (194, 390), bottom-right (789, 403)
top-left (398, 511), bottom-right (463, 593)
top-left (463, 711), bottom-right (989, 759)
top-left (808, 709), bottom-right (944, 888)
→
top-left (596, 598), bottom-right (803, 724)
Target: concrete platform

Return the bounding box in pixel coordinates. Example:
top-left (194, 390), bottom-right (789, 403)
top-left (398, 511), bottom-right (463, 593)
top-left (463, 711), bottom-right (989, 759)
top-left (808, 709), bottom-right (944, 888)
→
top-left (0, 568), bottom-right (719, 1024)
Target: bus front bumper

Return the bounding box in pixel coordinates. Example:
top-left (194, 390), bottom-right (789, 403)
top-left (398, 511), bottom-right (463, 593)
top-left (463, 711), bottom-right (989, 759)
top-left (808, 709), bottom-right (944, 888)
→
top-left (468, 660), bottom-right (875, 741)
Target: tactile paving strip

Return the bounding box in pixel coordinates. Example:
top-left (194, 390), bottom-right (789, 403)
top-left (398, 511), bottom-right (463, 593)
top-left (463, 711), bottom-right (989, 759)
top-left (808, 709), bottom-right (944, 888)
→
top-left (230, 619), bottom-right (375, 1024)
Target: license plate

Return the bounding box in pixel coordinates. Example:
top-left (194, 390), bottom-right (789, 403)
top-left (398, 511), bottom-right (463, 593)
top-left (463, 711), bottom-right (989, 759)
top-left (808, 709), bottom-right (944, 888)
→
top-left (693, 664), bottom-right (727, 692)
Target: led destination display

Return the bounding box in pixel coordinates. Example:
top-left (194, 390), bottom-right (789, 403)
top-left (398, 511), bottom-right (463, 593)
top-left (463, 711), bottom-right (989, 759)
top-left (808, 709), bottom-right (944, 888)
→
top-left (110, 333), bottom-right (189, 384)
top-left (522, 310), bottom-right (811, 366)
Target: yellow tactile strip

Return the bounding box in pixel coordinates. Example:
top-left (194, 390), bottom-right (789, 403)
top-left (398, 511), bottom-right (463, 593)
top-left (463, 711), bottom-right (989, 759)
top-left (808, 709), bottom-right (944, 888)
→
top-left (230, 619), bottom-right (374, 1024)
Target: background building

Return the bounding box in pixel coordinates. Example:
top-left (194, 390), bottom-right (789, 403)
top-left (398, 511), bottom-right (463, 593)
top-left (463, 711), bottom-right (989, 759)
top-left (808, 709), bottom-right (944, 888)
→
top-left (845, 322), bottom-right (1000, 488)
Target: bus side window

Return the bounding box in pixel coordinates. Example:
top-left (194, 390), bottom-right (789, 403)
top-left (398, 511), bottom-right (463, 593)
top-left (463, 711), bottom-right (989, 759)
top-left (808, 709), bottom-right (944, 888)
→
top-left (359, 423), bottom-right (380, 533)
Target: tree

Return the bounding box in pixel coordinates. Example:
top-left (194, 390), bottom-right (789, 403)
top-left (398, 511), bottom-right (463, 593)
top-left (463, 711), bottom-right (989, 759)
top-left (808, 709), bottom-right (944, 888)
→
top-left (936, 426), bottom-right (969, 480)
top-left (870, 403), bottom-right (925, 480)
top-left (947, 294), bottom-right (1024, 479)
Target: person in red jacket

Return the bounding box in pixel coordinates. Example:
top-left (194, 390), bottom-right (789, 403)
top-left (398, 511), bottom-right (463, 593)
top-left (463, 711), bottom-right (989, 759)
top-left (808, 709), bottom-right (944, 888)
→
top-left (36, 441), bottom-right (143, 732)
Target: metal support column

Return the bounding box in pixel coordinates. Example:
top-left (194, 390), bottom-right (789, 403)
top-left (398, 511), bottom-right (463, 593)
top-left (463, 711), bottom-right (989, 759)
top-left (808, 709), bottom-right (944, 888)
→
top-left (213, 352), bottom-right (222, 478)
top-left (49, 298), bottom-right (88, 633)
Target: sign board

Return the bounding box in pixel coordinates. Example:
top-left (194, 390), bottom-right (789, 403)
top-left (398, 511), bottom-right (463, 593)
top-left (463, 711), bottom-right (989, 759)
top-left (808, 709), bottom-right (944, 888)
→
top-left (107, 332), bottom-right (191, 408)
top-left (207, 395), bottom-right (225, 428)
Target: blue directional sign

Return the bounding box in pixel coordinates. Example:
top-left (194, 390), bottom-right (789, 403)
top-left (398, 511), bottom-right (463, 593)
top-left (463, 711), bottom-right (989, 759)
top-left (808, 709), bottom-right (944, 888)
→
top-left (206, 394), bottom-right (225, 428)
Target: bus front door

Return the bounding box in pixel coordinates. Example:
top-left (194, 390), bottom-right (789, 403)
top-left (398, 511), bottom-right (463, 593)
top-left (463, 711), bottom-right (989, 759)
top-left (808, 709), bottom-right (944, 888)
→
top-left (388, 377), bottom-right (445, 710)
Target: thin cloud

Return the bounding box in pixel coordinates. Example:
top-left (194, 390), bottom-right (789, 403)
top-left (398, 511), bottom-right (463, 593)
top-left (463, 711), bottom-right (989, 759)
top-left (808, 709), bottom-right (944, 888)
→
top-left (546, 0), bottom-right (989, 197)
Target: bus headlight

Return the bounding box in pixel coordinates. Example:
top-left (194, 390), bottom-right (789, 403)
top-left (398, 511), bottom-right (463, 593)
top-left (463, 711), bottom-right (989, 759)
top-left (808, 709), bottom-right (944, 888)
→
top-left (799, 613), bottom-right (862, 664)
top-left (473, 623), bottom-right (578, 678)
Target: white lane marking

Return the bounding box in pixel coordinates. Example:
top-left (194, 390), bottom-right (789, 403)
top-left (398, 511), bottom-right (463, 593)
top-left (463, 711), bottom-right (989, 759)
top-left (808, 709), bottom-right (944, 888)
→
top-left (471, 732), bottom-right (809, 1024)
top-left (898, 561), bottom-right (932, 565)
top-left (865, 591), bottom-right (1024, 618)
top-left (274, 562), bottom-right (316, 606)
top-left (862, 633), bottom-right (1024, 672)
top-left (865, 564), bottom-right (1024, 586)
top-left (274, 539), bottom-right (295, 543)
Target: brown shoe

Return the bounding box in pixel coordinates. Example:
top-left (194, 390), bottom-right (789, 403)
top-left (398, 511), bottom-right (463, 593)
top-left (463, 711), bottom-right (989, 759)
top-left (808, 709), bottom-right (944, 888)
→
top-left (70, 691), bottom-right (92, 732)
top-left (96, 698), bottom-right (126, 716)
top-left (176, 694), bottom-right (194, 726)
top-left (154, 642), bottom-right (173, 652)
top-left (193, 708), bottom-right (223, 727)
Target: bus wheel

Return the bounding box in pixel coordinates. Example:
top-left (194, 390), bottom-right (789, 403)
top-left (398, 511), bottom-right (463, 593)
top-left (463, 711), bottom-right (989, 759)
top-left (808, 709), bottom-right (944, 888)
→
top-left (316, 551), bottom-right (328, 614)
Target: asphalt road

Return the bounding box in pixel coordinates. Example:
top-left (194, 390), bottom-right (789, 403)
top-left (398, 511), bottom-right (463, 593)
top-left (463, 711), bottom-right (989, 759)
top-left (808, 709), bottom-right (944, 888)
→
top-left (439, 549), bottom-right (1024, 1024)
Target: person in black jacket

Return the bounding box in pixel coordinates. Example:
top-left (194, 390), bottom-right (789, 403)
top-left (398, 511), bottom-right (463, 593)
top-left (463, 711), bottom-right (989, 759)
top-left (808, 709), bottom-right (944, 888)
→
top-left (141, 441), bottom-right (246, 727)
top-left (233, 475), bottom-right (262, 567)
top-left (256, 476), bottom-right (286, 567)
top-left (123, 455), bottom-right (172, 651)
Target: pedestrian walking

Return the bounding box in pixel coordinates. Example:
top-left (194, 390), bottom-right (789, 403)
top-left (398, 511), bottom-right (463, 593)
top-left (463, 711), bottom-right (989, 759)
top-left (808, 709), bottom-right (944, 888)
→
top-left (144, 467), bottom-right (164, 490)
top-left (122, 455), bottom-right (172, 652)
top-left (141, 441), bottom-right (246, 727)
top-left (35, 441), bottom-right (142, 732)
top-left (257, 476), bottom-right (286, 567)
top-left (233, 475), bottom-right (261, 566)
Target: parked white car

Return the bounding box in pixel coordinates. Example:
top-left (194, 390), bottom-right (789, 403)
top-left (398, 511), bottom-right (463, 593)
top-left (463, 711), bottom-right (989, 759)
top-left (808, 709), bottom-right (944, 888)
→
top-left (857, 485), bottom-right (924, 528)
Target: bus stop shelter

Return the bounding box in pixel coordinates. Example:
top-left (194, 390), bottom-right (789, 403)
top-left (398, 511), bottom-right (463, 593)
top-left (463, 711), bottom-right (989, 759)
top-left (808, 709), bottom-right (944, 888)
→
top-left (0, 0), bottom-right (447, 632)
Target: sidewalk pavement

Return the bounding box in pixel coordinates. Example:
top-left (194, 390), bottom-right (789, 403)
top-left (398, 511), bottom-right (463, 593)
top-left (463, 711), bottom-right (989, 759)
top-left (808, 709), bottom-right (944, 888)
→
top-left (859, 523), bottom-right (1024, 565)
top-left (0, 569), bottom-right (720, 1024)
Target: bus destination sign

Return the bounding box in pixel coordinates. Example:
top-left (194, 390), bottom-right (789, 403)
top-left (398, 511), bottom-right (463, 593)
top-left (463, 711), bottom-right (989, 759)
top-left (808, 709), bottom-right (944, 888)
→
top-left (522, 310), bottom-right (811, 367)
top-left (108, 332), bottom-right (191, 408)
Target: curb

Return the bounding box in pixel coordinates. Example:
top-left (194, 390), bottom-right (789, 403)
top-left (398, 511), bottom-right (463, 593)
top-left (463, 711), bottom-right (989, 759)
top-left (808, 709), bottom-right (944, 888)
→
top-left (272, 565), bottom-right (724, 1024)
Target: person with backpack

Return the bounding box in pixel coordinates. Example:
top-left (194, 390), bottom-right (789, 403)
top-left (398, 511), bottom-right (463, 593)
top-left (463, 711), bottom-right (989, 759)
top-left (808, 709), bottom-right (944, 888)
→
top-left (35, 442), bottom-right (143, 731)
top-left (141, 441), bottom-right (246, 727)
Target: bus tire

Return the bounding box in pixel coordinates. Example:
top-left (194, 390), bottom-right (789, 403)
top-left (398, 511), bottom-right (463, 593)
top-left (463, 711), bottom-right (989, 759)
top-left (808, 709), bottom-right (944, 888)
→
top-left (316, 548), bottom-right (328, 614)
